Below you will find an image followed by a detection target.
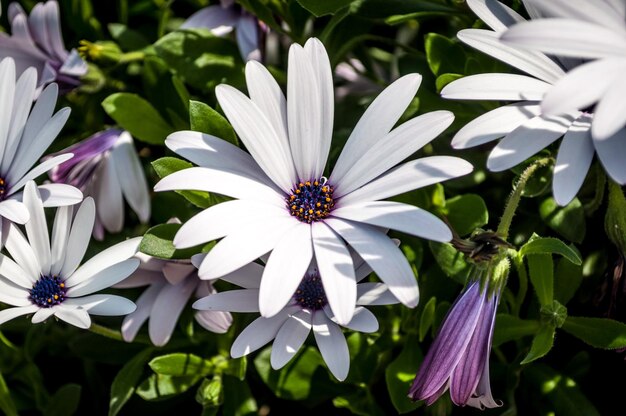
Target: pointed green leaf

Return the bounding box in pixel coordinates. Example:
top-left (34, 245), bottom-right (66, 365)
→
top-left (189, 100), bottom-right (238, 145)
top-left (554, 256), bottom-right (583, 305)
top-left (385, 334), bottom-right (422, 414)
top-left (140, 223), bottom-right (203, 259)
top-left (45, 384), bottom-right (82, 416)
top-left (493, 314), bottom-right (541, 347)
top-left (527, 253), bottom-right (554, 307)
top-left (419, 297), bottom-right (437, 342)
top-left (296, 0), bottom-right (353, 17)
top-left (520, 237), bottom-right (582, 265)
top-left (0, 372), bottom-right (17, 416)
top-left (109, 348), bottom-right (153, 416)
top-left (521, 324), bottom-right (555, 364)
top-left (149, 353), bottom-right (214, 377)
top-left (151, 156), bottom-right (213, 209)
top-left (539, 197), bottom-right (586, 243)
top-left (562, 316), bottom-right (626, 349)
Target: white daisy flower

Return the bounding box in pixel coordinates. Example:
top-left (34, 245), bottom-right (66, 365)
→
top-left (47, 129), bottom-right (151, 241)
top-left (192, 255), bottom-right (399, 381)
top-left (441, 0), bottom-right (624, 205)
top-left (500, 0), bottom-right (626, 183)
top-left (115, 252), bottom-right (232, 346)
top-left (0, 57), bottom-right (82, 239)
top-left (0, 181), bottom-right (140, 329)
top-left (154, 38), bottom-right (472, 325)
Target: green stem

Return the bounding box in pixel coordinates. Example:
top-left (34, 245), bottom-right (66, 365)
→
top-left (512, 251), bottom-right (528, 318)
top-left (497, 158), bottom-right (551, 239)
top-left (88, 323), bottom-right (125, 341)
top-left (118, 51), bottom-right (145, 64)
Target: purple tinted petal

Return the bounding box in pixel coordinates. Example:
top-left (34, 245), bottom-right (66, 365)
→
top-left (409, 281), bottom-right (484, 400)
top-left (236, 15), bottom-right (260, 61)
top-left (450, 289), bottom-right (494, 405)
top-left (181, 5), bottom-right (239, 33)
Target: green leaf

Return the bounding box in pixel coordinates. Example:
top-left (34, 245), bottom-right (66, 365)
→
top-left (554, 256), bottom-right (583, 305)
top-left (539, 197), bottom-right (586, 243)
top-left (151, 157), bottom-right (213, 209)
top-left (140, 223), bottom-right (204, 260)
top-left (296, 0), bottom-right (353, 16)
top-left (142, 56), bottom-right (190, 130)
top-left (102, 93), bottom-right (173, 145)
top-left (419, 297), bottom-right (436, 342)
top-left (45, 384), bottom-right (82, 416)
top-left (354, 0), bottom-right (458, 19)
top-left (154, 29), bottom-right (243, 91)
top-left (222, 376), bottom-right (258, 416)
top-left (254, 346), bottom-right (324, 400)
top-left (527, 254), bottom-right (554, 307)
top-left (519, 236), bottom-right (582, 265)
top-left (424, 33), bottom-right (466, 77)
top-left (108, 23), bottom-right (149, 50)
top-left (562, 316), bottom-right (626, 349)
top-left (136, 373), bottom-right (203, 401)
top-left (493, 314), bottom-right (541, 347)
top-left (195, 375), bottom-right (223, 409)
top-left (149, 353), bottom-right (214, 377)
top-left (0, 372), bottom-right (18, 416)
top-left (109, 348), bottom-right (153, 416)
top-left (521, 324), bottom-right (556, 364)
top-left (189, 100), bottom-right (238, 145)
top-left (429, 242), bottom-right (471, 285)
top-left (435, 73), bottom-right (463, 92)
top-left (385, 335), bottom-right (422, 413)
top-left (445, 194), bottom-right (489, 236)
top-left (334, 389), bottom-right (386, 416)
top-left (524, 364), bottom-right (600, 416)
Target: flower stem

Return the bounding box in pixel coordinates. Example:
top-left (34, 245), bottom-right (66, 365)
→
top-left (119, 51), bottom-right (145, 64)
top-left (88, 323), bottom-right (125, 341)
top-left (497, 158), bottom-right (551, 240)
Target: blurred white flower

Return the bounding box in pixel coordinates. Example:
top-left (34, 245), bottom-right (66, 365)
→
top-left (115, 252), bottom-right (232, 347)
top-left (442, 0), bottom-right (626, 205)
top-left (155, 38), bottom-right (472, 326)
top-left (0, 181), bottom-right (140, 329)
top-left (0, 57), bottom-right (82, 241)
top-left (47, 129), bottom-right (151, 241)
top-left (0, 0), bottom-right (87, 92)
top-left (193, 255), bottom-right (398, 381)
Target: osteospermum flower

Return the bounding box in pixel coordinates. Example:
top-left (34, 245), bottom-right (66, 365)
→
top-left (47, 129), bottom-right (151, 240)
top-left (409, 279), bottom-right (500, 409)
top-left (500, 0), bottom-right (626, 181)
top-left (155, 38), bottom-right (473, 325)
top-left (115, 252), bottom-right (232, 346)
top-left (182, 0), bottom-right (262, 61)
top-left (0, 181), bottom-right (140, 328)
top-left (192, 255), bottom-right (399, 381)
top-left (0, 1), bottom-right (87, 92)
top-left (441, 0), bottom-right (625, 205)
top-left (0, 57), bottom-right (82, 238)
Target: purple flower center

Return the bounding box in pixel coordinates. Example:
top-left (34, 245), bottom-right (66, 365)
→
top-left (286, 178), bottom-right (335, 224)
top-left (294, 273), bottom-right (327, 310)
top-left (0, 177), bottom-right (7, 200)
top-left (29, 276), bottom-right (67, 308)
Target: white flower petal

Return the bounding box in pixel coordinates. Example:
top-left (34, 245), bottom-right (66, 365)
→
top-left (0, 59), bottom-right (16, 164)
top-left (338, 306), bottom-right (379, 333)
top-left (96, 157), bottom-right (124, 233)
top-left (3, 67), bottom-right (36, 170)
top-left (523, 0), bottom-right (626, 31)
top-left (23, 181), bottom-right (51, 275)
top-left (0, 274), bottom-right (30, 303)
top-left (441, 73), bottom-right (550, 101)
top-left (311, 221), bottom-right (356, 326)
top-left (67, 258), bottom-right (140, 297)
top-left (339, 157), bottom-right (473, 206)
top-left (458, 29), bottom-right (564, 83)
top-left (165, 130), bottom-right (269, 180)
top-left (3, 222), bottom-right (40, 282)
top-left (501, 19), bottom-right (626, 59)
top-left (50, 205), bottom-right (72, 276)
top-left (7, 153), bottom-right (73, 197)
top-left (312, 312), bottom-right (349, 381)
top-left (162, 262), bottom-right (194, 286)
top-left (64, 294), bottom-right (136, 316)
top-left (154, 166), bottom-right (284, 206)
top-left (487, 113), bottom-right (575, 172)
top-left (356, 282), bottom-right (400, 306)
top-left (194, 309), bottom-right (233, 334)
top-left (60, 197), bottom-right (96, 278)
top-left (594, 128), bottom-right (626, 185)
top-left (54, 307), bottom-right (91, 329)
top-left (174, 199), bottom-right (285, 249)
top-left (193, 289), bottom-right (260, 312)
top-left (218, 262), bottom-right (264, 289)
top-left (593, 77), bottom-right (626, 140)
top-left (271, 310), bottom-right (312, 369)
top-left (111, 132), bottom-right (151, 223)
top-left (326, 217), bottom-right (419, 308)
top-left (148, 277), bottom-right (196, 346)
top-left (333, 201), bottom-right (452, 243)
top-left (216, 84), bottom-right (296, 191)
top-left (451, 103), bottom-right (541, 149)
top-left (259, 222), bottom-right (312, 318)
top-left (331, 74), bottom-right (422, 185)
top-left (335, 111), bottom-right (454, 197)
top-left (553, 115), bottom-right (594, 206)
top-left (198, 216), bottom-right (295, 280)
top-left (32, 307), bottom-right (57, 324)
top-left (64, 237), bottom-right (141, 287)
top-left (230, 309), bottom-right (292, 358)
top-left (0, 305), bottom-right (39, 325)
top-left (37, 183), bottom-right (83, 207)
top-left (466, 0), bottom-right (524, 33)
top-left (0, 199), bottom-right (29, 224)
top-left (121, 282), bottom-right (164, 342)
